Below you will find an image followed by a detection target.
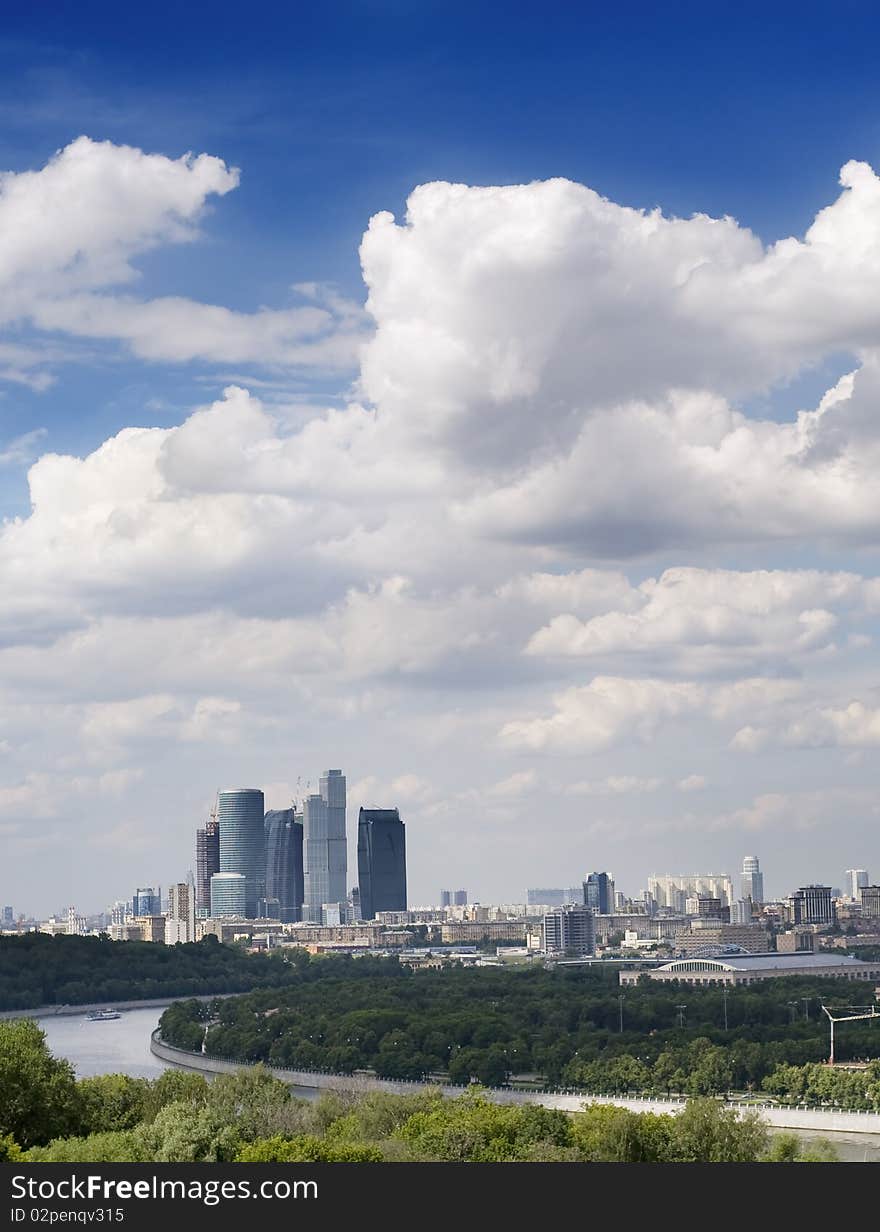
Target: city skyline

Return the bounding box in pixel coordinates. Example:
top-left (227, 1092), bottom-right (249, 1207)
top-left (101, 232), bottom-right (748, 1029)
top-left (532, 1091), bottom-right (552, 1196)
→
top-left (5, 9), bottom-right (880, 914)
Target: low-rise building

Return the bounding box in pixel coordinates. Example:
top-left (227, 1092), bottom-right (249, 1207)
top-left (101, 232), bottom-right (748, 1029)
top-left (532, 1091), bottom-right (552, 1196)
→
top-left (619, 952), bottom-right (880, 987)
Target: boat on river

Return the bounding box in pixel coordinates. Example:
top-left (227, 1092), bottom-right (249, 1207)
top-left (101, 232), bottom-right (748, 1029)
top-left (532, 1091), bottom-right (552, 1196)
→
top-left (85, 1009), bottom-right (121, 1021)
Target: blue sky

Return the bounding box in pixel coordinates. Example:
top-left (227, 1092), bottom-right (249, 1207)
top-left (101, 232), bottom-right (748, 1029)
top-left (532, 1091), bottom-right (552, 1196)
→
top-left (4, 4), bottom-right (880, 913)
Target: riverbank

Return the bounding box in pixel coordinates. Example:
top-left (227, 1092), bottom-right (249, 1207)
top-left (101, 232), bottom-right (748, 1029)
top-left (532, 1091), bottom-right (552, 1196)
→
top-left (0, 992), bottom-right (239, 1021)
top-left (150, 1031), bottom-right (880, 1136)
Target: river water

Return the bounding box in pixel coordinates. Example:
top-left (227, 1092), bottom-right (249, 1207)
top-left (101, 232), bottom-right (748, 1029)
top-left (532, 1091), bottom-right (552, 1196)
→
top-left (34, 1007), bottom-right (880, 1161)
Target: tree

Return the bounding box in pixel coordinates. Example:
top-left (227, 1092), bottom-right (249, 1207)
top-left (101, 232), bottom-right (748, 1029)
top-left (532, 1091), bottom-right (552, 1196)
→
top-left (236, 1135), bottom-right (382, 1162)
top-left (0, 1019), bottom-right (82, 1148)
top-left (670, 1099), bottom-right (769, 1162)
top-left (77, 1074), bottom-right (150, 1135)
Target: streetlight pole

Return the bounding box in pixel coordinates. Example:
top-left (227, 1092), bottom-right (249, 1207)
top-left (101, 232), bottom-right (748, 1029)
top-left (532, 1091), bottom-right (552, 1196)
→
top-left (722, 985), bottom-right (729, 1031)
top-left (802, 997), bottom-right (810, 1022)
top-left (677, 1004), bottom-right (687, 1030)
top-left (618, 993), bottom-right (624, 1034)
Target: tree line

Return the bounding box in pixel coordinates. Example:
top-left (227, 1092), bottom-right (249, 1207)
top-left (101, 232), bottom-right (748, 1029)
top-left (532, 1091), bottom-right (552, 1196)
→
top-left (158, 957), bottom-right (880, 1094)
top-left (0, 933), bottom-right (313, 1009)
top-left (0, 1019), bottom-right (836, 1163)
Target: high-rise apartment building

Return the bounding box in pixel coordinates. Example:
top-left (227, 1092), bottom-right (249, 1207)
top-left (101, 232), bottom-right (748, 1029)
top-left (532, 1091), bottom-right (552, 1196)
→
top-left (357, 808), bottom-right (407, 920)
top-left (2, 906), bottom-right (13, 924)
top-left (583, 872), bottom-right (614, 914)
top-left (303, 770), bottom-right (347, 923)
top-left (440, 889), bottom-right (452, 908)
top-left (542, 904), bottom-right (595, 955)
top-left (264, 808), bottom-right (304, 923)
top-left (453, 889), bottom-right (468, 906)
top-left (741, 856), bottom-right (764, 905)
top-left (218, 788), bottom-right (265, 919)
top-left (846, 869), bottom-right (869, 900)
top-left (166, 881), bottom-right (196, 944)
top-left (210, 872), bottom-right (247, 918)
top-left (648, 873), bottom-right (733, 910)
top-left (860, 885), bottom-right (880, 918)
top-left (195, 816), bottom-right (220, 913)
top-left (791, 885), bottom-right (835, 926)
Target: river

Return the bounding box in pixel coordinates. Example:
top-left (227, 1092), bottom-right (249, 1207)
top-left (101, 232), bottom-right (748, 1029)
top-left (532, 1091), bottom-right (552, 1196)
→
top-left (33, 1007), bottom-right (880, 1161)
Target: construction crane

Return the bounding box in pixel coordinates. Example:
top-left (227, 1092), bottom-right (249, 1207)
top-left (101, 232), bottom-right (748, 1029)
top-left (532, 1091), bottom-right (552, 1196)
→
top-left (820, 1003), bottom-right (880, 1065)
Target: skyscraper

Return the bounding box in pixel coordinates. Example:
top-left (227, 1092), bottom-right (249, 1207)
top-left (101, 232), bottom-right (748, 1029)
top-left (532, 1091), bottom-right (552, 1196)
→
top-left (264, 807), bottom-right (304, 923)
top-left (166, 881), bottom-right (196, 943)
top-left (303, 770), bottom-right (347, 922)
top-left (440, 889), bottom-right (452, 908)
top-left (741, 856), bottom-right (764, 905)
top-left (846, 869), bottom-right (869, 899)
top-left (218, 788), bottom-right (265, 919)
top-left (357, 808), bottom-right (407, 920)
top-left (791, 885), bottom-right (834, 926)
top-left (454, 889), bottom-right (468, 906)
top-left (195, 815), bottom-right (220, 913)
top-left (583, 872), bottom-right (614, 914)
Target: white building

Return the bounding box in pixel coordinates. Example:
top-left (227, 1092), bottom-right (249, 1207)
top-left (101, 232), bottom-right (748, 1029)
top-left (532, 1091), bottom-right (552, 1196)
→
top-left (648, 873), bottom-right (733, 911)
top-left (741, 856), bottom-right (764, 905)
top-left (846, 869), bottom-right (869, 900)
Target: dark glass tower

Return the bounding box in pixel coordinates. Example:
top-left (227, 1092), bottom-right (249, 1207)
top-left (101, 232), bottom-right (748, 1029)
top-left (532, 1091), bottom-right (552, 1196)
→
top-left (195, 817), bottom-right (220, 912)
top-left (583, 871), bottom-right (613, 914)
top-left (357, 808), bottom-right (407, 920)
top-left (264, 808), bottom-right (304, 923)
top-left (218, 788), bottom-right (265, 919)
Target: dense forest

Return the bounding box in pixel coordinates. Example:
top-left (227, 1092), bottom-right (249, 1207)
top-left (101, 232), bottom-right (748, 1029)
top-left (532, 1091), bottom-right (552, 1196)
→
top-left (158, 958), bottom-right (880, 1095)
top-left (0, 933), bottom-right (310, 1008)
top-left (0, 1019), bottom-right (836, 1163)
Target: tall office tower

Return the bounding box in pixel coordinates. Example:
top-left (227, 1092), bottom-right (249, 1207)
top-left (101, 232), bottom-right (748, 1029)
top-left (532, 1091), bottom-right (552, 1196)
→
top-left (357, 808), bottom-right (407, 920)
top-left (542, 904), bottom-right (595, 955)
top-left (210, 872), bottom-right (247, 917)
top-left (2, 906), bottom-right (13, 924)
top-left (453, 889), bottom-right (468, 906)
top-left (730, 897), bottom-right (754, 924)
top-left (440, 889), bottom-right (452, 908)
top-left (195, 816), bottom-right (220, 912)
top-left (166, 882), bottom-right (196, 943)
top-left (861, 885), bottom-right (880, 918)
top-left (741, 856), bottom-right (764, 905)
top-left (303, 770), bottom-right (347, 923)
top-left (846, 869), bottom-right (869, 900)
top-left (218, 788), bottom-right (266, 919)
top-left (583, 872), bottom-right (614, 914)
top-left (264, 808), bottom-right (304, 923)
top-left (791, 884), bottom-right (835, 925)
top-left (132, 887), bottom-right (160, 916)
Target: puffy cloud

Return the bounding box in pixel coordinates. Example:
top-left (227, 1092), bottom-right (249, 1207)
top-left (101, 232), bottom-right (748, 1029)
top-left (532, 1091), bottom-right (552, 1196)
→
top-left (0, 138), bottom-right (365, 381)
top-left (525, 566), bottom-right (862, 673)
top-left (736, 698), bottom-right (880, 750)
top-left (564, 776), bottom-right (664, 796)
top-left (500, 675), bottom-right (804, 754)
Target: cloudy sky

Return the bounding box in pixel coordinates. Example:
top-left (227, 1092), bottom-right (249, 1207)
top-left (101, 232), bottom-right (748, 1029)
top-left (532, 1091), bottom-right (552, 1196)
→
top-left (3, 3), bottom-right (880, 914)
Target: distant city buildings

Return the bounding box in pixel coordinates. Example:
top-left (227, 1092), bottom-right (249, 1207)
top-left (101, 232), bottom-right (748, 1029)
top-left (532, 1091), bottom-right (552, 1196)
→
top-left (132, 887), bottom-right (160, 916)
top-left (303, 770), bottom-right (347, 923)
top-left (195, 816), bottom-right (220, 914)
top-left (165, 881), bottom-right (196, 944)
top-left (861, 885), bottom-right (880, 918)
top-left (846, 868), bottom-right (869, 899)
top-left (647, 873), bottom-right (733, 913)
top-left (210, 872), bottom-right (248, 918)
top-left (264, 808), bottom-right (304, 923)
top-left (741, 856), bottom-right (764, 905)
top-left (357, 808), bottom-right (407, 920)
top-left (583, 872), bottom-right (614, 915)
top-left (791, 884), bottom-right (835, 926)
top-left (542, 903), bottom-right (596, 956)
top-left (218, 788), bottom-right (265, 919)
top-left (440, 889), bottom-right (469, 907)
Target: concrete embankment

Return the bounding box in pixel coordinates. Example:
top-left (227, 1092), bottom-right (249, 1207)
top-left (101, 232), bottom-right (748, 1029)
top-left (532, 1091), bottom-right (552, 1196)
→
top-left (149, 1032), bottom-right (880, 1135)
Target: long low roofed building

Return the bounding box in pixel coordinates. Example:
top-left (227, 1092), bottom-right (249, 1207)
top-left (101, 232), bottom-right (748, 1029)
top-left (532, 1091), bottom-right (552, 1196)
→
top-left (618, 951), bottom-right (880, 987)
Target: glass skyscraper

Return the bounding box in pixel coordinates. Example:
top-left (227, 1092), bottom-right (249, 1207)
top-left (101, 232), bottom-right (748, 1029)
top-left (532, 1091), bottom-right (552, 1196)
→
top-left (303, 770), bottom-right (347, 922)
top-left (218, 787), bottom-right (265, 918)
top-left (583, 872), bottom-right (614, 914)
top-left (210, 872), bottom-right (247, 917)
top-left (264, 807), bottom-right (304, 922)
top-left (741, 856), bottom-right (764, 905)
top-left (357, 808), bottom-right (407, 920)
